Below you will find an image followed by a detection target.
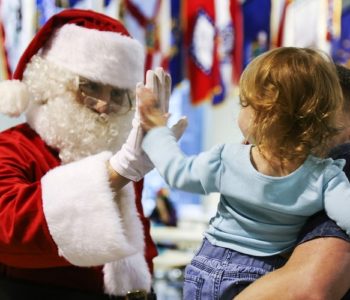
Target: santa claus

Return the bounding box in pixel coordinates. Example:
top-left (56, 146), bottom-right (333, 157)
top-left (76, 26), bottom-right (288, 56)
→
top-left (0, 9), bottom-right (186, 299)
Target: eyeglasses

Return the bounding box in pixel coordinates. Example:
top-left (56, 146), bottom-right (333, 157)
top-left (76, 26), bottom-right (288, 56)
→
top-left (78, 77), bottom-right (133, 115)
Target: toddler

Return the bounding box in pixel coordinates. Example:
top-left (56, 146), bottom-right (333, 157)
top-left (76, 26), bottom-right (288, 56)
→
top-left (139, 47), bottom-right (350, 299)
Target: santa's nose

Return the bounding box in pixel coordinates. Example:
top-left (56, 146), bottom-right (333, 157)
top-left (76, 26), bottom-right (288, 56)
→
top-left (83, 96), bottom-right (111, 114)
top-left (84, 85), bottom-right (113, 114)
top-left (93, 98), bottom-right (110, 114)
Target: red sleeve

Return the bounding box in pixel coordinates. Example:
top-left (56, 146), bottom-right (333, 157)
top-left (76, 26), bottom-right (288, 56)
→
top-left (0, 126), bottom-right (69, 268)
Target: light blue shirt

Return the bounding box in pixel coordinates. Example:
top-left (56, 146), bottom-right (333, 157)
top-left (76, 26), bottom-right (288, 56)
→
top-left (142, 127), bottom-right (350, 256)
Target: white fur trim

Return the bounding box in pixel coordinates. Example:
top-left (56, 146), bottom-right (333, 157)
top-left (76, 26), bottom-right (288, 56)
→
top-left (0, 80), bottom-right (29, 117)
top-left (103, 253), bottom-right (152, 296)
top-left (41, 24), bottom-right (145, 89)
top-left (102, 173), bottom-right (150, 295)
top-left (41, 151), bottom-right (144, 266)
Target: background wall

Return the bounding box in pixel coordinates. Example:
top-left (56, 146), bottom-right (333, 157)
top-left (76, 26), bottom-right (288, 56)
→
top-left (0, 115), bottom-right (24, 131)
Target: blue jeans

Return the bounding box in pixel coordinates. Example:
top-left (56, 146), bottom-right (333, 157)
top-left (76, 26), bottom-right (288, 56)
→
top-left (183, 238), bottom-right (286, 300)
top-left (297, 211), bottom-right (350, 244)
top-left (183, 212), bottom-right (350, 300)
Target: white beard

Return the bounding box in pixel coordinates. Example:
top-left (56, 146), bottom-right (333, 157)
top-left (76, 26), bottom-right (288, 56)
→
top-left (25, 92), bottom-right (133, 164)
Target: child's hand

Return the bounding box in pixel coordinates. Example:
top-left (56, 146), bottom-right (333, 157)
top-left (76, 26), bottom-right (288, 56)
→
top-left (137, 67), bottom-right (188, 138)
top-left (137, 85), bottom-right (169, 132)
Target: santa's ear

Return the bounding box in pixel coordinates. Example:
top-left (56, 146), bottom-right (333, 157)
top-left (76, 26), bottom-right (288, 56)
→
top-left (0, 80), bottom-right (30, 117)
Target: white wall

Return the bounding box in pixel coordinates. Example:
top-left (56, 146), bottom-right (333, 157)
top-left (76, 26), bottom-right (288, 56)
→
top-left (202, 88), bottom-right (242, 149)
top-left (0, 115), bottom-right (24, 131)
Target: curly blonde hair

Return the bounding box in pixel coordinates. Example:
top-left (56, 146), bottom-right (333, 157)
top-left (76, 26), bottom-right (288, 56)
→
top-left (239, 47), bottom-right (343, 165)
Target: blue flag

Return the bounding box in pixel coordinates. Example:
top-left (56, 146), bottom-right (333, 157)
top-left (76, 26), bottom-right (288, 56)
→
top-left (242, 0), bottom-right (271, 68)
top-left (169, 0), bottom-right (185, 90)
top-left (332, 6), bottom-right (350, 65)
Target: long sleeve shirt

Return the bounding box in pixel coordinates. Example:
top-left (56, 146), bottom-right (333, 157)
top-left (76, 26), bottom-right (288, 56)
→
top-left (142, 127), bottom-right (350, 256)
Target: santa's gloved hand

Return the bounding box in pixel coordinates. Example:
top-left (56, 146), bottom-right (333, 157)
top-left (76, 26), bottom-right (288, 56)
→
top-left (109, 68), bottom-right (187, 182)
top-left (144, 68), bottom-right (188, 139)
top-left (145, 67), bottom-right (188, 139)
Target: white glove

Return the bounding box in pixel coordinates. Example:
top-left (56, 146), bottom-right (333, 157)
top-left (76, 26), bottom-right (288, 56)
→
top-left (110, 68), bottom-right (187, 182)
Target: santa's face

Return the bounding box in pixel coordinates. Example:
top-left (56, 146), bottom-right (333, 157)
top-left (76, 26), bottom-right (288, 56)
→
top-left (26, 89), bottom-right (134, 164)
top-left (76, 76), bottom-right (133, 117)
top-left (23, 56), bottom-right (136, 163)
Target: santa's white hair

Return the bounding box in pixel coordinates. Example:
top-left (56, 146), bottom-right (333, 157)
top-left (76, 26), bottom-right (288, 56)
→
top-left (23, 56), bottom-right (134, 164)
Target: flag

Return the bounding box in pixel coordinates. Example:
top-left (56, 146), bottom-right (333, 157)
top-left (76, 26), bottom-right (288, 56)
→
top-left (168, 0), bottom-right (185, 89)
top-left (1, 0), bottom-right (36, 73)
top-left (229, 0), bottom-right (243, 84)
top-left (124, 0), bottom-right (162, 74)
top-left (242, 0), bottom-right (271, 68)
top-left (184, 0), bottom-right (220, 105)
top-left (281, 0), bottom-right (329, 52)
top-left (332, 5), bottom-right (350, 65)
top-left (0, 21), bottom-right (11, 80)
top-left (270, 0), bottom-right (289, 48)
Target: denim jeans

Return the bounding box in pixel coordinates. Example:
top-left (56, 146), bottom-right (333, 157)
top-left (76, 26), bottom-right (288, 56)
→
top-left (183, 212), bottom-right (350, 300)
top-left (297, 212), bottom-right (350, 245)
top-left (183, 238), bottom-right (286, 300)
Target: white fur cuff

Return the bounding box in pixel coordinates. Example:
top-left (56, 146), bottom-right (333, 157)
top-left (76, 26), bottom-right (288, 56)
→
top-left (41, 151), bottom-right (142, 266)
top-left (103, 253), bottom-right (152, 296)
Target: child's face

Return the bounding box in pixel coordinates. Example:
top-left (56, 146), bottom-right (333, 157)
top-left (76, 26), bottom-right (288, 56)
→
top-left (238, 105), bottom-right (255, 143)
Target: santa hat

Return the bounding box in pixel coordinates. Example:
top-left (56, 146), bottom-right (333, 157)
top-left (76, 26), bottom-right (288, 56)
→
top-left (0, 9), bottom-right (145, 117)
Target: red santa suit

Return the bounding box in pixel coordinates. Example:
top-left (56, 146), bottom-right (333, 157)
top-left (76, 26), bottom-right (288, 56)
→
top-left (0, 9), bottom-right (157, 299)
